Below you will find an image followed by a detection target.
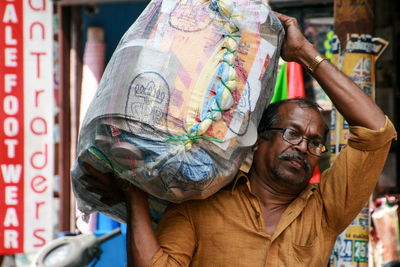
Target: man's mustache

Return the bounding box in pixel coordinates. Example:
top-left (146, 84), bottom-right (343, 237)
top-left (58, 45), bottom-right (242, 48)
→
top-left (279, 152), bottom-right (311, 174)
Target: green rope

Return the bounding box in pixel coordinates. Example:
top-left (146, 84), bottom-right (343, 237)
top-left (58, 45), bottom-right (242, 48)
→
top-left (211, 105), bottom-right (223, 113)
top-left (222, 51), bottom-right (235, 67)
top-left (209, 116), bottom-right (216, 122)
top-left (224, 47), bottom-right (235, 54)
top-left (172, 0), bottom-right (240, 149)
top-left (226, 34), bottom-right (241, 41)
top-left (166, 134), bottom-right (223, 144)
top-left (222, 60), bottom-right (234, 67)
top-left (220, 79), bottom-right (233, 93)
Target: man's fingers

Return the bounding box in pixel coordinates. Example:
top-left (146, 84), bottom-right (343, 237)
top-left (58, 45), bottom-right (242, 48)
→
top-left (85, 184), bottom-right (107, 195)
top-left (100, 196), bottom-right (123, 207)
top-left (273, 11), bottom-right (299, 29)
top-left (81, 174), bottom-right (107, 188)
top-left (81, 162), bottom-right (114, 184)
top-left (273, 11), bottom-right (286, 20)
top-left (273, 11), bottom-right (290, 24)
top-left (82, 162), bottom-right (110, 178)
top-left (82, 162), bottom-right (100, 174)
top-left (79, 162), bottom-right (129, 206)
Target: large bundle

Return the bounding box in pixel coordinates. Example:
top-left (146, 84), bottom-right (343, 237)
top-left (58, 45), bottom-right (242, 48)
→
top-left (72, 0), bottom-right (284, 223)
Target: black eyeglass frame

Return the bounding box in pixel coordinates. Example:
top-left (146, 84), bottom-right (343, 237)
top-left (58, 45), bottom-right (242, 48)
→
top-left (265, 127), bottom-right (327, 156)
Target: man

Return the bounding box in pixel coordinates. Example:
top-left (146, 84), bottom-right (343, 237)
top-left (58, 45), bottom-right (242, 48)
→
top-left (84, 13), bottom-right (396, 266)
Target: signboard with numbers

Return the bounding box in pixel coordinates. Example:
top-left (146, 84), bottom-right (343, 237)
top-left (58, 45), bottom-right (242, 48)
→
top-left (330, 206), bottom-right (370, 266)
top-left (0, 0), bottom-right (54, 254)
top-left (330, 34), bottom-right (388, 162)
top-left (329, 34), bottom-right (388, 267)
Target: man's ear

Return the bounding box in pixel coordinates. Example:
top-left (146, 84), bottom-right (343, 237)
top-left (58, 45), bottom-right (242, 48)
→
top-left (252, 135), bottom-right (264, 152)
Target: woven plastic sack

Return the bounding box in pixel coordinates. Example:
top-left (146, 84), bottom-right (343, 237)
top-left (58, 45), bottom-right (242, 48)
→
top-left (72, 0), bottom-right (283, 223)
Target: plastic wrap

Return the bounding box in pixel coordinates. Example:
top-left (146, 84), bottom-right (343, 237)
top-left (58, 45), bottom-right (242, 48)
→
top-left (371, 197), bottom-right (400, 265)
top-left (71, 0), bottom-right (284, 223)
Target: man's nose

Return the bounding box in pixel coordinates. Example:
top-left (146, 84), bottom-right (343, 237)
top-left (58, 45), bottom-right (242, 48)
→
top-left (294, 138), bottom-right (308, 154)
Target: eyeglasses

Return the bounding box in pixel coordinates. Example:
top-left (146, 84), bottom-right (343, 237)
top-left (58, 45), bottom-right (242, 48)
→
top-left (266, 128), bottom-right (326, 156)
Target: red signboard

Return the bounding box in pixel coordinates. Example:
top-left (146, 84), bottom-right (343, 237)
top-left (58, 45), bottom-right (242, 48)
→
top-left (1, 0), bottom-right (25, 254)
top-left (0, 0), bottom-right (54, 254)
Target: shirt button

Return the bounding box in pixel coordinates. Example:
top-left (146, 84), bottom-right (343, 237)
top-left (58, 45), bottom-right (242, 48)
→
top-left (255, 212), bottom-right (260, 217)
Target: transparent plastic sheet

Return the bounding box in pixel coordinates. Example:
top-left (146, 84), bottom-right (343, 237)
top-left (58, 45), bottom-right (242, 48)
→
top-left (371, 199), bottom-right (400, 265)
top-left (71, 0), bottom-right (284, 224)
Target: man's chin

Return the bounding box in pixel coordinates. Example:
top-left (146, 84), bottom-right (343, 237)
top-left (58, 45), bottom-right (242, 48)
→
top-left (282, 176), bottom-right (308, 186)
top-left (273, 168), bottom-right (309, 186)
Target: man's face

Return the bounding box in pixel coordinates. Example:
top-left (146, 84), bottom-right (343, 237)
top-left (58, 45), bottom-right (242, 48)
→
top-left (253, 102), bottom-right (325, 191)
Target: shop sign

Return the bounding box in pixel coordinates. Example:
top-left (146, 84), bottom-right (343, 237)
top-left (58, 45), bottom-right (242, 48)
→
top-left (0, 0), bottom-right (54, 254)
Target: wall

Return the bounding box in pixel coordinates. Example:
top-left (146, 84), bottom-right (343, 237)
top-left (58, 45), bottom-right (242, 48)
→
top-left (81, 2), bottom-right (148, 62)
top-left (374, 0), bottom-right (400, 194)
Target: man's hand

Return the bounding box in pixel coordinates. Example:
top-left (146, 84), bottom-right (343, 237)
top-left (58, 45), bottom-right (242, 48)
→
top-left (80, 163), bottom-right (128, 206)
top-left (80, 163), bottom-right (159, 266)
top-left (274, 12), bottom-right (310, 63)
top-left (274, 12), bottom-right (386, 130)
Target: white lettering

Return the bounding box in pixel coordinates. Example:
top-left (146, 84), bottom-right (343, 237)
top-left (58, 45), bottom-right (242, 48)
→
top-left (3, 4), bottom-right (18, 24)
top-left (4, 230), bottom-right (19, 249)
top-left (4, 95), bottom-right (18, 115)
top-left (1, 164), bottom-right (22, 183)
top-left (5, 47), bottom-right (17, 67)
top-left (4, 139), bottom-right (18, 158)
top-left (4, 117), bottom-right (19, 137)
top-left (3, 208), bottom-right (19, 227)
top-left (5, 186), bottom-right (18, 205)
top-left (4, 74), bottom-right (17, 93)
top-left (5, 26), bottom-right (17, 45)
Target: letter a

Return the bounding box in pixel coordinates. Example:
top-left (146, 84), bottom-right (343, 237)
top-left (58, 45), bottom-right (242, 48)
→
top-left (4, 208), bottom-right (19, 227)
top-left (3, 4), bottom-right (18, 23)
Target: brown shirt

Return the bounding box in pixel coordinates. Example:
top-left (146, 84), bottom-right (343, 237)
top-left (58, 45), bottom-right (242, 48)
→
top-left (150, 117), bottom-right (397, 267)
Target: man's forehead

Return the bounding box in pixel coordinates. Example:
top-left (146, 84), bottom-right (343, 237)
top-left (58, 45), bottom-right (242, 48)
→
top-left (279, 101), bottom-right (320, 114)
top-left (278, 102), bottom-right (324, 128)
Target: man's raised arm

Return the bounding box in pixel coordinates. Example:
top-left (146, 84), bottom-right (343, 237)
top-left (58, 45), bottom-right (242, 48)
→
top-left (274, 12), bottom-right (386, 130)
top-left (125, 186), bottom-right (160, 267)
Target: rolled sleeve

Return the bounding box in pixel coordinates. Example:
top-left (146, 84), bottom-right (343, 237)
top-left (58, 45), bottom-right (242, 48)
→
top-left (149, 203), bottom-right (196, 267)
top-left (321, 116), bottom-right (397, 233)
top-left (149, 249), bottom-right (165, 265)
top-left (348, 116), bottom-right (397, 151)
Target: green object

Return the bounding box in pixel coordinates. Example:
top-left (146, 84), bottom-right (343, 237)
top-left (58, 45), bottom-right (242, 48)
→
top-left (270, 62), bottom-right (288, 103)
top-left (324, 30), bottom-right (334, 62)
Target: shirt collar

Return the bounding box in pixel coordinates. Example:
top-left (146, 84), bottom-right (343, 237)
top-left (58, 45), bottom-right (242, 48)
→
top-left (231, 170), bottom-right (318, 200)
top-left (298, 183), bottom-right (318, 200)
top-left (231, 171), bottom-right (252, 194)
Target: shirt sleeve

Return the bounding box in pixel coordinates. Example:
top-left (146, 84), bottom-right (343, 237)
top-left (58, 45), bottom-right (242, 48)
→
top-left (149, 202), bottom-right (196, 267)
top-left (320, 117), bottom-right (397, 234)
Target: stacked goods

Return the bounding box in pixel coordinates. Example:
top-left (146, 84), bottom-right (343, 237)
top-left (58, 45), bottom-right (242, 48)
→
top-left (71, 0), bottom-right (283, 223)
